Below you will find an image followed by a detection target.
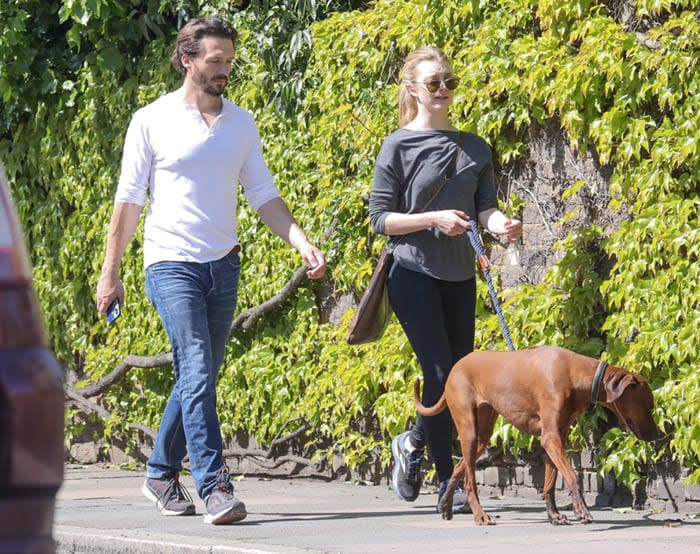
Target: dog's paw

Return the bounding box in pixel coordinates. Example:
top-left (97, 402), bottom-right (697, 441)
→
top-left (438, 497), bottom-right (454, 520)
top-left (475, 513), bottom-right (493, 526)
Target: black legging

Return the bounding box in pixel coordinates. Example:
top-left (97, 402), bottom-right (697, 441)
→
top-left (387, 261), bottom-right (476, 483)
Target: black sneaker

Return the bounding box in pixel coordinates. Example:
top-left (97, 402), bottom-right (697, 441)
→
top-left (436, 479), bottom-right (471, 514)
top-left (203, 467), bottom-right (247, 525)
top-left (391, 431), bottom-right (424, 501)
top-left (141, 473), bottom-right (196, 516)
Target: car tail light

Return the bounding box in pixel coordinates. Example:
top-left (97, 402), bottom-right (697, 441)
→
top-left (0, 167), bottom-right (32, 286)
top-left (0, 168), bottom-right (46, 349)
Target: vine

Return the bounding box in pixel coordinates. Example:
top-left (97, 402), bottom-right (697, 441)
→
top-left (3, 0), bottom-right (698, 490)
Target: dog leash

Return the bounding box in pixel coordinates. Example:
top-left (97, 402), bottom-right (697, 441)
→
top-left (467, 227), bottom-right (612, 416)
top-left (467, 225), bottom-right (515, 351)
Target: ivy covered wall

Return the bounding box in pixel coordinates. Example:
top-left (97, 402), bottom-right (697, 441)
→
top-left (2, 0), bottom-right (698, 489)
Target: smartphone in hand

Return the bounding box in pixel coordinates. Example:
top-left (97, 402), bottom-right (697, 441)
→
top-left (106, 298), bottom-right (121, 324)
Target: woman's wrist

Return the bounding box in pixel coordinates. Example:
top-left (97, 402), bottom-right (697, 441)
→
top-left (425, 211), bottom-right (437, 231)
top-left (485, 210), bottom-right (508, 234)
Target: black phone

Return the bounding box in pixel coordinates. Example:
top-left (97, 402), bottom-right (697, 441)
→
top-left (106, 298), bottom-right (121, 324)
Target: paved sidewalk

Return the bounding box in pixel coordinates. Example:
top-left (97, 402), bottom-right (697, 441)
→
top-left (55, 465), bottom-right (700, 554)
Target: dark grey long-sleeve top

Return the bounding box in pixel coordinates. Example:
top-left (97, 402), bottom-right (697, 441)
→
top-left (369, 128), bottom-right (498, 282)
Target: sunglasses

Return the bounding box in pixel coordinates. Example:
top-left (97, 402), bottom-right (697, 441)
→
top-left (414, 76), bottom-right (460, 93)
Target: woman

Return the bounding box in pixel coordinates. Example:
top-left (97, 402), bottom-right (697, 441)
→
top-left (369, 46), bottom-right (521, 511)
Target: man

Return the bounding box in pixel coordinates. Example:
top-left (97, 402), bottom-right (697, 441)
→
top-left (96, 17), bottom-right (326, 525)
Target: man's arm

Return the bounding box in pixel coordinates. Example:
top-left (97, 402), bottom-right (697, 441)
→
top-left (256, 197), bottom-right (326, 280)
top-left (96, 202), bottom-right (143, 313)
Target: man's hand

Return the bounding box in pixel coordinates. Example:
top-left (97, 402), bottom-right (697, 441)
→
top-left (96, 272), bottom-right (125, 314)
top-left (96, 201), bottom-right (141, 314)
top-left (298, 243), bottom-right (326, 280)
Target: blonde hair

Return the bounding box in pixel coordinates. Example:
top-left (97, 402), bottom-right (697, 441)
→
top-left (398, 46), bottom-right (453, 127)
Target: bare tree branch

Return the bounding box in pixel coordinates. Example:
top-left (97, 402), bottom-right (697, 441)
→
top-left (222, 451), bottom-right (315, 469)
top-left (65, 384), bottom-right (158, 441)
top-left (230, 264), bottom-right (310, 333)
top-left (74, 353), bottom-right (174, 398)
top-left (65, 385), bottom-right (110, 418)
top-left (521, 186), bottom-right (560, 239)
top-left (269, 420), bottom-right (311, 453)
top-left (222, 420), bottom-right (324, 473)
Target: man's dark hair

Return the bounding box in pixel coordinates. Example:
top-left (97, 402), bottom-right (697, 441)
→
top-left (170, 17), bottom-right (238, 75)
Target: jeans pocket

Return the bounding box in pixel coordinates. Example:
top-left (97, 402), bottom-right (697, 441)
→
top-left (224, 249), bottom-right (241, 270)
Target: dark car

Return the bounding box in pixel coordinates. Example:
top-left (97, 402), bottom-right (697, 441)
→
top-left (0, 166), bottom-right (64, 553)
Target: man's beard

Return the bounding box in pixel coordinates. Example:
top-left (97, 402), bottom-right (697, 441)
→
top-left (192, 66), bottom-right (227, 96)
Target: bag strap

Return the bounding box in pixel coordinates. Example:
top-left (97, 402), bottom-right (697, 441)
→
top-left (388, 133), bottom-right (464, 252)
top-left (411, 139), bottom-right (463, 214)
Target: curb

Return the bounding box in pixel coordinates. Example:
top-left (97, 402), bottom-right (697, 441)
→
top-left (55, 526), bottom-right (317, 554)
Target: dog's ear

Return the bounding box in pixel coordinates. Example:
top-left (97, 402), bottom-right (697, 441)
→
top-left (604, 369), bottom-right (639, 403)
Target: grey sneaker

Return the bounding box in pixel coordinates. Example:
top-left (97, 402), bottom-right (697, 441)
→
top-left (203, 467), bottom-right (247, 525)
top-left (436, 479), bottom-right (471, 514)
top-left (391, 431), bottom-right (424, 501)
top-left (141, 473), bottom-right (196, 516)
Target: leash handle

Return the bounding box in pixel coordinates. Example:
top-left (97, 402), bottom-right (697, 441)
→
top-left (467, 225), bottom-right (515, 351)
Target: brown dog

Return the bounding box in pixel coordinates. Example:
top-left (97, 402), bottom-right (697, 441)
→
top-left (414, 345), bottom-right (660, 525)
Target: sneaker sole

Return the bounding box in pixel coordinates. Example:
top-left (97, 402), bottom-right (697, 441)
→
top-left (391, 434), bottom-right (419, 502)
top-left (141, 481), bottom-right (196, 516)
top-left (203, 504), bottom-right (247, 525)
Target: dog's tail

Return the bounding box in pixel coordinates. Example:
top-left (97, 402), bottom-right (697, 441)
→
top-left (413, 378), bottom-right (448, 416)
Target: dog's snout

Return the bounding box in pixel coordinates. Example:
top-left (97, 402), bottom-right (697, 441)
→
top-left (626, 412), bottom-right (662, 443)
top-left (642, 427), bottom-right (661, 443)
top-left (634, 420), bottom-right (663, 443)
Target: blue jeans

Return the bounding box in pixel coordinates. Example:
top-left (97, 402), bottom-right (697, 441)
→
top-left (144, 249), bottom-right (240, 500)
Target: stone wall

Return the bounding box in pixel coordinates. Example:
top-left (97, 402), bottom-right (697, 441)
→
top-left (489, 119), bottom-right (620, 288)
top-left (67, 416), bottom-right (700, 514)
top-left (466, 449), bottom-right (700, 514)
top-left (223, 447), bottom-right (700, 515)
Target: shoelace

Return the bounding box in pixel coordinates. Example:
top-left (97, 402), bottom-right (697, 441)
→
top-left (214, 466), bottom-right (234, 494)
top-left (166, 472), bottom-right (193, 503)
top-left (406, 450), bottom-right (423, 483)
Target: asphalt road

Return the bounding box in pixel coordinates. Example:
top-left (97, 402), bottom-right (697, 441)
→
top-left (54, 465), bottom-right (700, 554)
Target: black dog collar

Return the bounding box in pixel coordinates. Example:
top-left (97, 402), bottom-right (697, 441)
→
top-left (590, 360), bottom-right (609, 406)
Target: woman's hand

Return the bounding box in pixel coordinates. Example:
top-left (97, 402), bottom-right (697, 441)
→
top-left (432, 209), bottom-right (471, 236)
top-left (479, 209), bottom-right (522, 242)
top-left (502, 218), bottom-right (522, 242)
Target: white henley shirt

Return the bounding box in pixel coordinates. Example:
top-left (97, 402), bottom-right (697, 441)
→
top-left (115, 87), bottom-right (280, 268)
